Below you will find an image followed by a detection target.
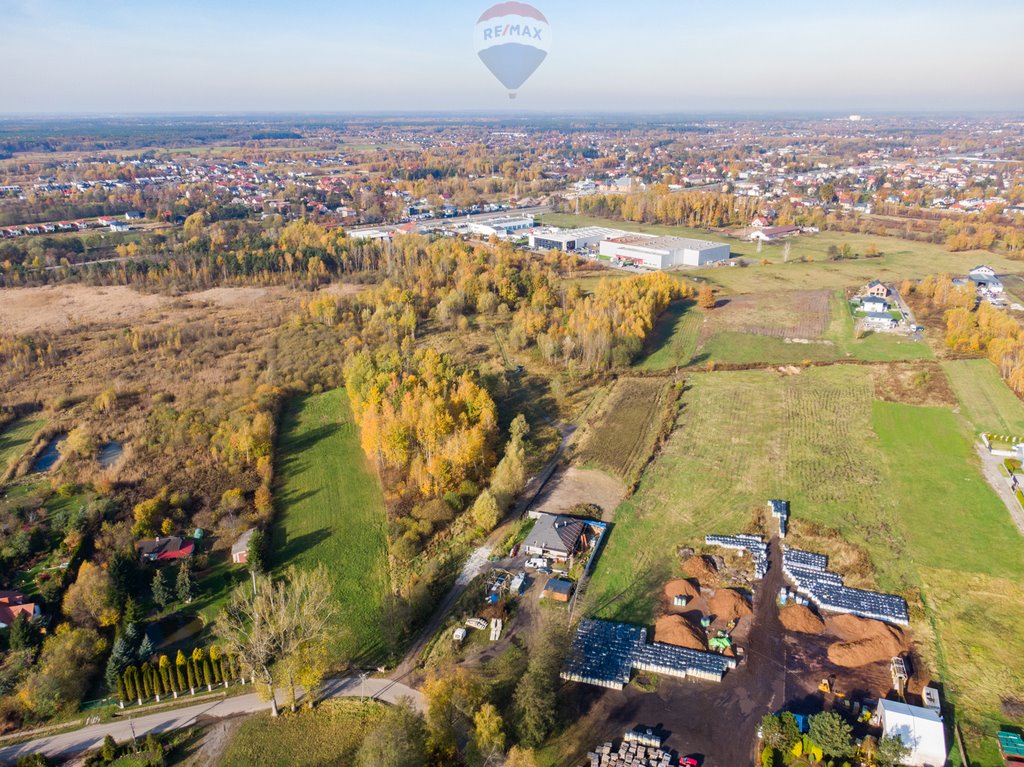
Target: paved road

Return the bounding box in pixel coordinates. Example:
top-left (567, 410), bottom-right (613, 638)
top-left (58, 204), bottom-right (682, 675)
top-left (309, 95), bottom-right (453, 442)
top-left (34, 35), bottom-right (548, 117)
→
top-left (974, 444), bottom-right (1024, 536)
top-left (0, 677), bottom-right (423, 765)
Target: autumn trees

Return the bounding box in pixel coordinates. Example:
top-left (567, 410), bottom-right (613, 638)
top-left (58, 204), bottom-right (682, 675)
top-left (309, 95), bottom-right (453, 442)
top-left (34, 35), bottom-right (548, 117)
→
top-left (216, 565), bottom-right (334, 717)
top-left (344, 345), bottom-right (499, 503)
top-left (510, 271), bottom-right (686, 371)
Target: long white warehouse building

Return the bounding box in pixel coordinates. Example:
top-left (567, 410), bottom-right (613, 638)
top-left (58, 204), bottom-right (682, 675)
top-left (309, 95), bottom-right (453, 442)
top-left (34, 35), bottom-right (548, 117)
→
top-left (599, 234), bottom-right (731, 269)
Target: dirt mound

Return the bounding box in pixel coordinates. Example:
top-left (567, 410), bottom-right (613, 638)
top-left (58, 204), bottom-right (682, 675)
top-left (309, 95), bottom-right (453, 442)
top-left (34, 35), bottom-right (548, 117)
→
top-left (683, 555), bottom-right (719, 584)
top-left (778, 604), bottom-right (825, 634)
top-left (654, 614), bottom-right (707, 650)
top-left (827, 614), bottom-right (898, 641)
top-left (826, 615), bottom-right (906, 667)
top-left (664, 578), bottom-right (700, 607)
top-left (828, 633), bottom-right (904, 668)
top-left (707, 588), bottom-right (753, 622)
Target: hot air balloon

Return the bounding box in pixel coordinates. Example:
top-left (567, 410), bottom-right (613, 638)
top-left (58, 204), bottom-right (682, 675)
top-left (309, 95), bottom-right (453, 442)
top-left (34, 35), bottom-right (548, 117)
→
top-left (474, 2), bottom-right (550, 99)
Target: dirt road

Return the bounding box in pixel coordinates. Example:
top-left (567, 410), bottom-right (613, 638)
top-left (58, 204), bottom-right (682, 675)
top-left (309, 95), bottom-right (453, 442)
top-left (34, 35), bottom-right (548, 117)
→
top-left (560, 538), bottom-right (789, 766)
top-left (394, 423), bottom-right (574, 679)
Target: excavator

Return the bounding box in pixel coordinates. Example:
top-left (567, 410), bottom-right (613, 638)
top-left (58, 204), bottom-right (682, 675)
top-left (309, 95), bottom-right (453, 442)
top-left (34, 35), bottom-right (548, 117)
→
top-left (819, 675), bottom-right (846, 699)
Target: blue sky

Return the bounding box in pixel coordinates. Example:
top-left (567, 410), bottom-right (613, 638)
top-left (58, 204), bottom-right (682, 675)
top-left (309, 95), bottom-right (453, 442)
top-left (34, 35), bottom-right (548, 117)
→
top-left (2, 0), bottom-right (1023, 114)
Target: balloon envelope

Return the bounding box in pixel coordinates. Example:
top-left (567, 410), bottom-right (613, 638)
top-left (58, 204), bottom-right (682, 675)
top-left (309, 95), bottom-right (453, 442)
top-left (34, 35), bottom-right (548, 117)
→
top-left (474, 2), bottom-right (550, 95)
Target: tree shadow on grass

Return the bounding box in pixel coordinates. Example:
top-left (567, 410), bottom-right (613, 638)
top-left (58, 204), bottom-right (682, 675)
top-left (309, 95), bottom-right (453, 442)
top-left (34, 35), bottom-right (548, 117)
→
top-left (271, 527), bottom-right (332, 569)
top-left (277, 423), bottom-right (342, 465)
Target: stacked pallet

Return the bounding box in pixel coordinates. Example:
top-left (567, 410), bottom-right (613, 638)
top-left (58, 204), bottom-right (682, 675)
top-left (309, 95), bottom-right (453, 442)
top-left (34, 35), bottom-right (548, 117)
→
top-left (585, 740), bottom-right (674, 767)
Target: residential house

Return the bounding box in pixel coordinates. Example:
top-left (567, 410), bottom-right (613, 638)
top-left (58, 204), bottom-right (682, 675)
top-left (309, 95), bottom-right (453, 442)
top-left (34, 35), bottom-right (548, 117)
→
top-left (0, 591), bottom-right (40, 629)
top-left (861, 295), bottom-right (890, 314)
top-left (875, 700), bottom-right (947, 767)
top-left (748, 226), bottom-right (800, 243)
top-left (862, 311), bottom-right (898, 330)
top-left (865, 280), bottom-right (889, 299)
top-left (231, 529), bottom-right (256, 564)
top-left (522, 514), bottom-right (589, 562)
top-left (125, 210), bottom-right (145, 220)
top-left (969, 265), bottom-right (1003, 296)
top-left (136, 536), bottom-right (194, 563)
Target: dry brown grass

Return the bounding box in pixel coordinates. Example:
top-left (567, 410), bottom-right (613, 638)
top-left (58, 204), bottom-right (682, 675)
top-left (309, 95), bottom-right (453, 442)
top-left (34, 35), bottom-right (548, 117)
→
top-left (702, 289), bottom-right (833, 340)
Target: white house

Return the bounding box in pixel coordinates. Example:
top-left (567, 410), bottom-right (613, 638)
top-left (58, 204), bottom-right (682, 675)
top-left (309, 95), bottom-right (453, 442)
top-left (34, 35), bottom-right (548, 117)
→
top-left (875, 700), bottom-right (947, 767)
top-left (969, 265), bottom-right (1003, 296)
top-left (862, 296), bottom-right (890, 313)
top-left (863, 311), bottom-right (898, 330)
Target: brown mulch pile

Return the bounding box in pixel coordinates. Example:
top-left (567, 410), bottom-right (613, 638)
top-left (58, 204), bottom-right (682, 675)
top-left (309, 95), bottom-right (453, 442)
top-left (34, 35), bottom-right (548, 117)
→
top-left (778, 604), bottom-right (826, 634)
top-left (654, 614), bottom-right (707, 650)
top-left (682, 555), bottom-right (719, 584)
top-left (663, 578), bottom-right (701, 606)
top-left (826, 614), bottom-right (906, 667)
top-left (707, 588), bottom-right (753, 622)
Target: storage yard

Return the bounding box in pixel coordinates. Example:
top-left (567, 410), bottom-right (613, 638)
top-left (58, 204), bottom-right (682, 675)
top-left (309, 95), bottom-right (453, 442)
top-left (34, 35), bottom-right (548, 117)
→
top-left (563, 507), bottom-right (925, 766)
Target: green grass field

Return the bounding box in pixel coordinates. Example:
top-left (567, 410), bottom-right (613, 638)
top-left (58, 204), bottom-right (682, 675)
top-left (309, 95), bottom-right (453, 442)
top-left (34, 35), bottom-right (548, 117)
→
top-left (0, 416), bottom-right (45, 475)
top-left (541, 212), bottom-right (1020, 295)
top-left (635, 300), bottom-right (702, 370)
top-left (585, 365), bottom-right (1024, 757)
top-left (272, 389), bottom-right (391, 664)
top-left (216, 699), bottom-right (386, 767)
top-left (636, 290), bottom-right (931, 370)
top-left (942, 359), bottom-right (1024, 436)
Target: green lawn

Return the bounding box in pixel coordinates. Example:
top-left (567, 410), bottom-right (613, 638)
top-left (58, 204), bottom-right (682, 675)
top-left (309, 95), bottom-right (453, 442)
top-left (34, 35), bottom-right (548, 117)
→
top-left (942, 359), bottom-right (1024, 436)
top-left (271, 389), bottom-right (391, 665)
top-left (0, 416), bottom-right (45, 474)
top-left (586, 365), bottom-right (1024, 757)
top-left (643, 291), bottom-right (931, 368)
top-left (541, 212), bottom-right (1021, 294)
top-left (216, 699), bottom-right (386, 767)
top-left (634, 300), bottom-right (702, 370)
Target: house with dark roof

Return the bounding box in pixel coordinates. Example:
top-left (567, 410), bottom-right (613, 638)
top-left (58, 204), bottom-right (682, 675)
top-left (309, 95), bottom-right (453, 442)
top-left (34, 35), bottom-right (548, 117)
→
top-left (865, 280), bottom-right (890, 299)
top-left (861, 295), bottom-right (890, 314)
top-left (522, 513), bottom-right (591, 562)
top-left (541, 577), bottom-right (574, 602)
top-left (136, 536), bottom-right (194, 563)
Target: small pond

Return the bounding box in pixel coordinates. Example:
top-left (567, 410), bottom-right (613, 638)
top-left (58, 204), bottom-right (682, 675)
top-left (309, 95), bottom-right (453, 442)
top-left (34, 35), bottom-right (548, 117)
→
top-left (30, 434), bottom-right (67, 473)
top-left (98, 441), bottom-right (123, 469)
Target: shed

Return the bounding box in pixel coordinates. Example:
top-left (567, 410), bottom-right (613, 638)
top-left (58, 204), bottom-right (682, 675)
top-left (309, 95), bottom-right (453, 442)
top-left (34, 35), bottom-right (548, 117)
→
top-left (541, 577), bottom-right (574, 602)
top-left (876, 699), bottom-right (947, 767)
top-left (232, 528), bottom-right (256, 565)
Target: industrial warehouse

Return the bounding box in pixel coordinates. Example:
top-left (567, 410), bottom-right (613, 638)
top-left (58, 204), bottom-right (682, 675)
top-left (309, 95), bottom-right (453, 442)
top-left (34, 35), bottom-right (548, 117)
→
top-left (528, 226), bottom-right (732, 269)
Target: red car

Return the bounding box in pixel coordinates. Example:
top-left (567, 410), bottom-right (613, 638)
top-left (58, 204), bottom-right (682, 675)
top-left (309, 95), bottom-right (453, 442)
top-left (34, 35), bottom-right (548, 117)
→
top-left (679, 759), bottom-right (698, 767)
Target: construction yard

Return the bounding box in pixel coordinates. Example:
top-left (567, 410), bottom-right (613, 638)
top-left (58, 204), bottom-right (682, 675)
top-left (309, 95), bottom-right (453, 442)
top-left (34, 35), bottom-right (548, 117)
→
top-left (579, 364), bottom-right (1024, 764)
top-left (553, 534), bottom-right (918, 767)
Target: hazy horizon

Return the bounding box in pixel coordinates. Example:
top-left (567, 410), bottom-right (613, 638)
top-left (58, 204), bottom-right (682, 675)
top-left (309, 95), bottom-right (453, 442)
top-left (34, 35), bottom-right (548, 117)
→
top-left (3, 0), bottom-right (1023, 115)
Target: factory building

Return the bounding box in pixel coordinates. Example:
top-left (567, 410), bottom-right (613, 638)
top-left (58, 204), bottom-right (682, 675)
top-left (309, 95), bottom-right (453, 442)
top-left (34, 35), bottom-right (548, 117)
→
top-left (467, 215), bottom-right (535, 239)
top-left (599, 235), bottom-right (731, 269)
top-left (529, 226), bottom-right (627, 252)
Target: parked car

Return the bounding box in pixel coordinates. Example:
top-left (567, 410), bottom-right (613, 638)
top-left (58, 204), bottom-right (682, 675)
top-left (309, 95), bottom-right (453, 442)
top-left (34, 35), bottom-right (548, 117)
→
top-left (525, 557), bottom-right (549, 570)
